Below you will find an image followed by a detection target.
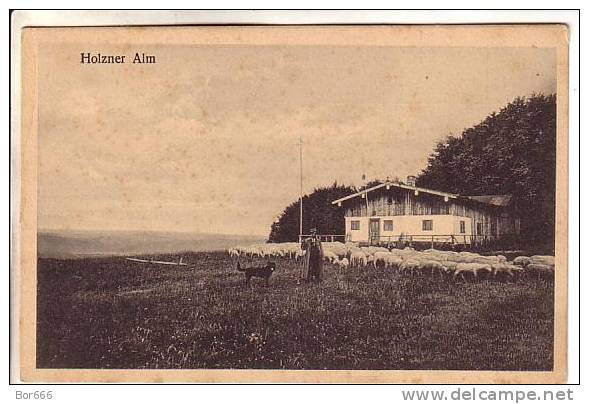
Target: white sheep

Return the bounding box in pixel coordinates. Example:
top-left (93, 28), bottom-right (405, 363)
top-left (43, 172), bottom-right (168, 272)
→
top-left (258, 244), bottom-right (278, 258)
top-left (453, 262), bottom-right (492, 281)
top-left (419, 259), bottom-right (448, 277)
top-left (367, 246), bottom-right (389, 255)
top-left (384, 255), bottom-right (403, 269)
top-left (372, 251), bottom-right (392, 268)
top-left (281, 242), bottom-right (301, 259)
top-left (242, 246), bottom-right (263, 258)
top-left (323, 250), bottom-right (338, 263)
top-left (526, 263), bottom-right (554, 277)
top-left (350, 251), bottom-right (368, 267)
top-left (294, 249), bottom-right (306, 261)
top-left (439, 260), bottom-right (458, 273)
top-left (398, 248), bottom-right (418, 261)
top-left (360, 246), bottom-right (373, 255)
top-left (530, 255), bottom-right (555, 267)
top-left (471, 255), bottom-right (500, 265)
top-left (443, 251), bottom-right (461, 261)
top-left (323, 242), bottom-right (348, 258)
top-left (399, 259), bottom-right (421, 274)
top-left (333, 257), bottom-right (350, 269)
top-left (491, 262), bottom-right (522, 278)
top-left (513, 256), bottom-right (532, 267)
top-left (456, 251), bottom-right (480, 263)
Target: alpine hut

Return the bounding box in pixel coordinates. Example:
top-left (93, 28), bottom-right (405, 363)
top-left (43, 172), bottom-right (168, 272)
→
top-left (331, 176), bottom-right (520, 247)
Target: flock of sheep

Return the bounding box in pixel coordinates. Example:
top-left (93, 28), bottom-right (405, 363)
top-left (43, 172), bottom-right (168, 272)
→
top-left (228, 242), bottom-right (555, 281)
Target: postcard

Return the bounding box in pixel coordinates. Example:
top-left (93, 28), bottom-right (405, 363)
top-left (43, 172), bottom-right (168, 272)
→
top-left (14, 23), bottom-right (569, 383)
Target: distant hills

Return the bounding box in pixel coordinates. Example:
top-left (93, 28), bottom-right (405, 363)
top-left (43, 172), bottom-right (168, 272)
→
top-left (37, 229), bottom-right (265, 259)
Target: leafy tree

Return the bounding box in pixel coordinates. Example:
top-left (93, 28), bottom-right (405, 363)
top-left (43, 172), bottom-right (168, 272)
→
top-left (417, 94), bottom-right (557, 246)
top-left (268, 183), bottom-right (356, 242)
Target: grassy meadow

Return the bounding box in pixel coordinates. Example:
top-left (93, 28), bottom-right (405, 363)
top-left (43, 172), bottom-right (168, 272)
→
top-left (37, 252), bottom-right (554, 370)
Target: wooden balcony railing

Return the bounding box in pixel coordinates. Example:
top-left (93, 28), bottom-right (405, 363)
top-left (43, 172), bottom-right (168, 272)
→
top-left (298, 234), bottom-right (348, 243)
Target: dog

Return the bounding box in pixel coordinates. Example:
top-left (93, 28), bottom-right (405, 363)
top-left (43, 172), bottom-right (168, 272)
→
top-left (237, 261), bottom-right (276, 286)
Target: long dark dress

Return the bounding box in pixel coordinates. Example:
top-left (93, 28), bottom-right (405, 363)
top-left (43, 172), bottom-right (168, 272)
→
top-left (300, 237), bottom-right (323, 281)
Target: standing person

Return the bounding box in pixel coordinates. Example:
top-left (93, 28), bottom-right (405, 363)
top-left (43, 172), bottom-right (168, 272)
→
top-left (299, 228), bottom-right (324, 284)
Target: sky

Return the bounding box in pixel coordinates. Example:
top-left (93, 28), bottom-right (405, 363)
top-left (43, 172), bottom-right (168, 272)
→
top-left (38, 44), bottom-right (556, 236)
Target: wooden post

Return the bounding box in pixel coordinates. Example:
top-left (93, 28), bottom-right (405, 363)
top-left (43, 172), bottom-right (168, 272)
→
top-left (431, 235), bottom-right (434, 249)
top-left (365, 191), bottom-right (369, 217)
top-left (299, 134), bottom-right (303, 241)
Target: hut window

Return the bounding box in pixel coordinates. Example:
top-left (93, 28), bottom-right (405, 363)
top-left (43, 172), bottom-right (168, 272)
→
top-left (351, 220), bottom-right (360, 230)
top-left (422, 220), bottom-right (433, 231)
top-left (383, 220), bottom-right (394, 231)
top-left (387, 195), bottom-right (393, 205)
top-left (459, 221), bottom-right (466, 234)
top-left (476, 222), bottom-right (483, 235)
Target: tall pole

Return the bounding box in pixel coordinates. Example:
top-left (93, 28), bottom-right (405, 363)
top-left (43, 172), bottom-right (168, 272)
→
top-left (363, 174), bottom-right (369, 216)
top-left (299, 133), bottom-right (303, 240)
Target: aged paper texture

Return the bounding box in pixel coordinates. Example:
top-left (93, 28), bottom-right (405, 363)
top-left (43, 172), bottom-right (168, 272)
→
top-left (16, 24), bottom-right (568, 383)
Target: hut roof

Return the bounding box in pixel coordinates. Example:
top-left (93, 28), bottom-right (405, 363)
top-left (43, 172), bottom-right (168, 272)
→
top-left (331, 181), bottom-right (511, 208)
top-left (331, 181), bottom-right (458, 205)
top-left (465, 195), bottom-right (512, 207)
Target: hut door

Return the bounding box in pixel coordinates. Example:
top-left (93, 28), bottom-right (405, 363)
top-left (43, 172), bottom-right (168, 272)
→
top-left (491, 219), bottom-right (498, 238)
top-left (369, 219), bottom-right (380, 245)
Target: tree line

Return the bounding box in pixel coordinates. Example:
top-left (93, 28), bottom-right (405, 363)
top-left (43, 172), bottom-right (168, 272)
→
top-left (417, 94), bottom-right (556, 246)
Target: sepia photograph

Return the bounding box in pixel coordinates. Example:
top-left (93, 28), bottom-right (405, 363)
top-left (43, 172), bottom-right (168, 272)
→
top-left (15, 22), bottom-right (569, 383)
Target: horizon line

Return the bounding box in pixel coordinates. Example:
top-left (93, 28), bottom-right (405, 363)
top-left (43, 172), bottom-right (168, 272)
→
top-left (37, 228), bottom-right (268, 238)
